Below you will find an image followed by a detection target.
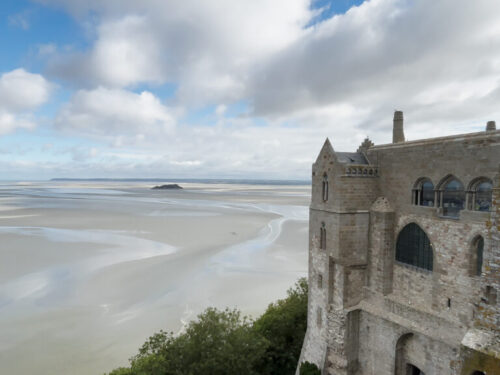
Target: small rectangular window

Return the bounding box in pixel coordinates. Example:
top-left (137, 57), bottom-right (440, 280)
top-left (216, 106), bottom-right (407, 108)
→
top-left (317, 274), bottom-right (323, 289)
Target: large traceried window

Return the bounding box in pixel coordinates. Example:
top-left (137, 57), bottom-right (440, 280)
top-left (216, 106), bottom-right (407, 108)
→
top-left (413, 178), bottom-right (434, 206)
top-left (441, 178), bottom-right (465, 218)
top-left (322, 174), bottom-right (329, 202)
top-left (396, 223), bottom-right (433, 271)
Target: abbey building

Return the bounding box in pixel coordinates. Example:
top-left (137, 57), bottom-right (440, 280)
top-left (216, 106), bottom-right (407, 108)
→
top-left (298, 112), bottom-right (500, 374)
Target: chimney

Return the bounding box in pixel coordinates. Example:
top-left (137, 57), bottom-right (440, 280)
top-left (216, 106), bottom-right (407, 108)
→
top-left (486, 121), bottom-right (496, 131)
top-left (392, 110), bottom-right (405, 143)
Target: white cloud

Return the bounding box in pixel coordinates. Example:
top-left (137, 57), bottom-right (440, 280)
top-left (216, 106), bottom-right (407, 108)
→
top-left (18, 0), bottom-right (500, 179)
top-left (249, 0), bottom-right (500, 135)
top-left (44, 0), bottom-right (312, 104)
top-left (55, 87), bottom-right (176, 144)
top-left (0, 69), bottom-right (53, 135)
top-left (8, 11), bottom-right (31, 30)
top-left (49, 16), bottom-right (165, 88)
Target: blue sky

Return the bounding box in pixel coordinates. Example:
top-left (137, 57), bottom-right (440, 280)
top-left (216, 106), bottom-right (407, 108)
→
top-left (0, 0), bottom-right (499, 180)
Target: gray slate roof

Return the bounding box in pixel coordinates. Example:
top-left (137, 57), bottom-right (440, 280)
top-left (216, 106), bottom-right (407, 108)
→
top-left (335, 152), bottom-right (368, 164)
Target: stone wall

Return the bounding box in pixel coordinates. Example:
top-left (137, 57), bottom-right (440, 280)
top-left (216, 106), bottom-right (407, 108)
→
top-left (356, 310), bottom-right (461, 375)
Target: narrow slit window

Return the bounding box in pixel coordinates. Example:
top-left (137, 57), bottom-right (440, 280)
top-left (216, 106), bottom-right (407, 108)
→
top-left (320, 222), bottom-right (326, 250)
top-left (322, 174), bottom-right (329, 202)
top-left (476, 237), bottom-right (484, 276)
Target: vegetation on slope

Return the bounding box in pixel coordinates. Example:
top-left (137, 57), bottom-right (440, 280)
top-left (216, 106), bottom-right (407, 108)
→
top-left (107, 278), bottom-right (308, 375)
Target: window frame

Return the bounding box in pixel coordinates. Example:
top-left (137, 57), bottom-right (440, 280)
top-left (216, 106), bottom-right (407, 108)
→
top-left (436, 175), bottom-right (465, 218)
top-left (467, 177), bottom-right (493, 212)
top-left (412, 178), bottom-right (435, 207)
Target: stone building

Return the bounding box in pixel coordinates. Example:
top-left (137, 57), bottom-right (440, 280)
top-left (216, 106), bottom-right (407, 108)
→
top-left (298, 112), bottom-right (500, 375)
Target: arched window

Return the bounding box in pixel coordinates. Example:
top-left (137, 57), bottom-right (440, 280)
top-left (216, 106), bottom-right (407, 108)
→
top-left (322, 174), bottom-right (329, 202)
top-left (471, 236), bottom-right (484, 276)
top-left (320, 222), bottom-right (326, 250)
top-left (471, 372), bottom-right (485, 375)
top-left (468, 178), bottom-right (493, 212)
top-left (413, 178), bottom-right (434, 206)
top-left (442, 178), bottom-right (465, 218)
top-left (396, 223), bottom-right (433, 271)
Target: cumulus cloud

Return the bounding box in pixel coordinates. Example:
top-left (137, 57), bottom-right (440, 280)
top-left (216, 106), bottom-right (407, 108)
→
top-left (49, 16), bottom-right (165, 88)
top-left (55, 87), bottom-right (176, 144)
top-left (43, 0), bottom-right (312, 104)
top-left (0, 69), bottom-right (53, 134)
top-left (250, 0), bottom-right (500, 138)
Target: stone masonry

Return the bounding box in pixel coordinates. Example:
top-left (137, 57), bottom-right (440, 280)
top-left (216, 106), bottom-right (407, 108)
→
top-left (297, 112), bottom-right (500, 375)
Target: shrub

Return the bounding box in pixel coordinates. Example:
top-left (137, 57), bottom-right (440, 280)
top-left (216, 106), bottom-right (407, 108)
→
top-left (299, 361), bottom-right (321, 375)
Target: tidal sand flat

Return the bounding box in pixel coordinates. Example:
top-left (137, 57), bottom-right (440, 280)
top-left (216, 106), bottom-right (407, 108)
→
top-left (0, 181), bottom-right (309, 374)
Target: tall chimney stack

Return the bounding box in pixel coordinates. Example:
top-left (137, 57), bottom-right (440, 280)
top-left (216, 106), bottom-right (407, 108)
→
top-left (392, 110), bottom-right (405, 143)
top-left (486, 121), bottom-right (496, 131)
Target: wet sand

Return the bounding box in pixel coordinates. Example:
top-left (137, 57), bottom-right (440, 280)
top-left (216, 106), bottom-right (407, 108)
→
top-left (0, 181), bottom-right (310, 374)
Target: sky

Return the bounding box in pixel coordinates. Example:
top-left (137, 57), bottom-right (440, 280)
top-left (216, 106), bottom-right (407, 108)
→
top-left (0, 0), bottom-right (499, 180)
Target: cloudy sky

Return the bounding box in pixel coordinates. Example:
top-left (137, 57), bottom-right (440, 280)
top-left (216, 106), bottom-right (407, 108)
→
top-left (1, 0), bottom-right (499, 180)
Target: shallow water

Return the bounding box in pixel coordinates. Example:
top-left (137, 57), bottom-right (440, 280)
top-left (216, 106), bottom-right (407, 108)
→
top-left (0, 181), bottom-right (310, 374)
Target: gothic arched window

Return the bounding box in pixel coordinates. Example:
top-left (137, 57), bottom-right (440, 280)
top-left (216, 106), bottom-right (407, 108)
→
top-left (322, 174), bottom-right (329, 202)
top-left (396, 223), bottom-right (433, 271)
top-left (413, 178), bottom-right (434, 206)
top-left (468, 178), bottom-right (493, 212)
top-left (442, 178), bottom-right (465, 218)
top-left (320, 222), bottom-right (326, 250)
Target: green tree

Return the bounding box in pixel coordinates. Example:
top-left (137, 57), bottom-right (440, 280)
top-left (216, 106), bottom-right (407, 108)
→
top-left (105, 278), bottom-right (309, 375)
top-left (253, 277), bottom-right (308, 375)
top-left (121, 307), bottom-right (268, 375)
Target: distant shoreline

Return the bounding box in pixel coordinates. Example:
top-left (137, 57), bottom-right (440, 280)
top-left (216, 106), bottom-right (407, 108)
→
top-left (50, 178), bottom-right (310, 186)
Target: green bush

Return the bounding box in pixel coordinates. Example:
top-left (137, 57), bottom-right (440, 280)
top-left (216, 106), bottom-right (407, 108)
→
top-left (299, 361), bottom-right (321, 375)
top-left (127, 308), bottom-right (267, 375)
top-left (253, 278), bottom-right (308, 375)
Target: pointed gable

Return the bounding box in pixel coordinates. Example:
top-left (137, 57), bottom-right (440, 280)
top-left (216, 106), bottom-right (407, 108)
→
top-left (314, 138), bottom-right (336, 165)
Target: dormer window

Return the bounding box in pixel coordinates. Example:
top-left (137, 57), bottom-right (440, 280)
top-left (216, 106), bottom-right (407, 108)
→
top-left (322, 174), bottom-right (329, 202)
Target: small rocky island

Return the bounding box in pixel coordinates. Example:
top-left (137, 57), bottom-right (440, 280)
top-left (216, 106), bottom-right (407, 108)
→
top-left (151, 184), bottom-right (183, 190)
